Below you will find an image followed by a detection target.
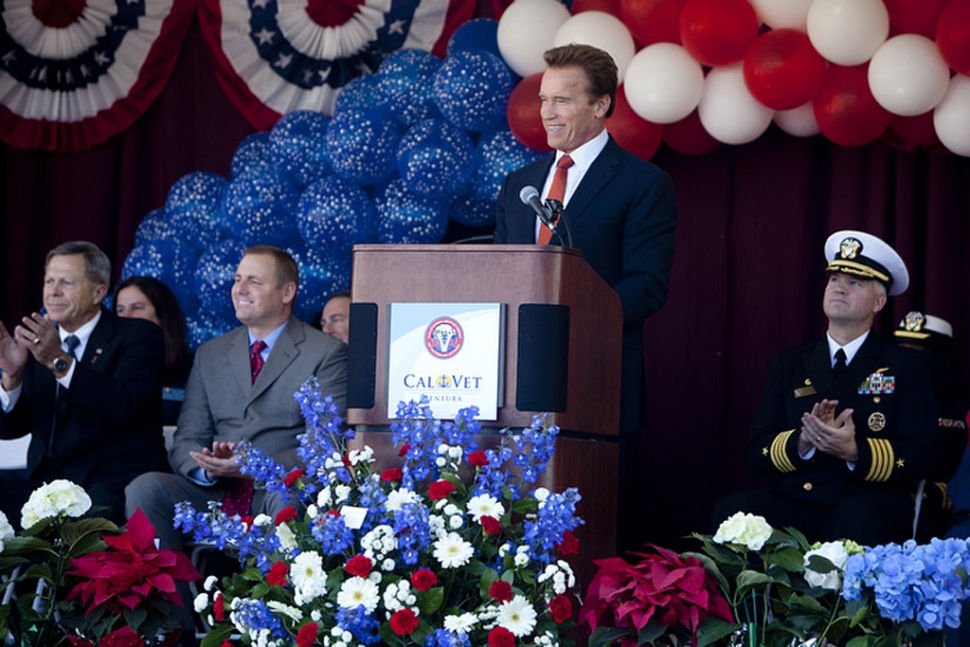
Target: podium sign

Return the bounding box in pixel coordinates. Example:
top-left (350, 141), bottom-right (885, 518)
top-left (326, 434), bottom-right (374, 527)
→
top-left (387, 303), bottom-right (505, 420)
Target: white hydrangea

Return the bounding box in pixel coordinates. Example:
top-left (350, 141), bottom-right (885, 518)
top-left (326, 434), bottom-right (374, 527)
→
top-left (713, 511), bottom-right (773, 551)
top-left (429, 514), bottom-right (447, 539)
top-left (804, 540), bottom-right (850, 590)
top-left (21, 480), bottom-right (92, 529)
top-left (383, 580), bottom-right (417, 613)
top-left (0, 510), bottom-right (14, 553)
top-left (361, 525), bottom-right (397, 559)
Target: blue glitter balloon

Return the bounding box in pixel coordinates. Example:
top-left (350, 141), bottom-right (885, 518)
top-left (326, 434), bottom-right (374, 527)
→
top-left (269, 110), bottom-right (332, 190)
top-left (325, 108), bottom-right (402, 185)
top-left (377, 49), bottom-right (443, 127)
top-left (334, 73), bottom-right (383, 115)
top-left (232, 132), bottom-right (275, 179)
top-left (134, 208), bottom-right (175, 246)
top-left (287, 246), bottom-right (350, 323)
top-left (194, 239), bottom-right (247, 322)
top-left (433, 49), bottom-right (513, 132)
top-left (224, 169), bottom-right (300, 247)
top-left (296, 176), bottom-right (375, 265)
top-left (375, 179), bottom-right (449, 244)
top-left (448, 189), bottom-right (495, 228)
top-left (396, 119), bottom-right (478, 198)
top-left (121, 239), bottom-right (198, 304)
top-left (447, 19), bottom-right (503, 61)
top-left (166, 172), bottom-right (232, 251)
top-left (186, 308), bottom-right (238, 352)
top-left (475, 128), bottom-right (544, 201)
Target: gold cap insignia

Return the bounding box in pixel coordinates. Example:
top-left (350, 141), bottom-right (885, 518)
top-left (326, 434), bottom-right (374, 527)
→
top-left (839, 237), bottom-right (862, 260)
top-left (904, 311), bottom-right (926, 332)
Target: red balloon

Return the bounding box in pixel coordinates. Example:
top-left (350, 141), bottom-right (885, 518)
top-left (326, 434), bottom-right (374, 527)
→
top-left (743, 29), bottom-right (827, 111)
top-left (937, 1), bottom-right (970, 76)
top-left (884, 0), bottom-right (949, 37)
top-left (812, 64), bottom-right (892, 147)
top-left (507, 74), bottom-right (551, 152)
top-left (573, 0), bottom-right (621, 14)
top-left (680, 0), bottom-right (759, 67)
top-left (662, 109), bottom-right (720, 155)
top-left (886, 112), bottom-right (942, 150)
top-left (607, 88), bottom-right (663, 160)
top-left (619, 0), bottom-right (687, 47)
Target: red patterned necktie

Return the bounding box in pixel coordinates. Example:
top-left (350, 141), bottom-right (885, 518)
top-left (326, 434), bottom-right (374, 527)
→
top-left (538, 154), bottom-right (573, 245)
top-left (250, 339), bottom-right (267, 383)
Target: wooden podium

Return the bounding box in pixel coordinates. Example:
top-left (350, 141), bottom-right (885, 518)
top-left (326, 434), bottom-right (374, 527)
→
top-left (346, 244), bottom-right (623, 586)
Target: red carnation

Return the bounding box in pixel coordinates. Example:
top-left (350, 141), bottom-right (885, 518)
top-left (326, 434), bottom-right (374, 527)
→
top-left (345, 555), bottom-right (373, 578)
top-left (488, 626), bottom-right (516, 647)
top-left (296, 623), bottom-right (318, 647)
top-left (549, 594), bottom-right (572, 623)
top-left (213, 592), bottom-right (226, 622)
top-left (390, 608), bottom-right (420, 636)
top-left (274, 506), bottom-right (298, 526)
top-left (411, 568), bottom-right (438, 592)
top-left (489, 580), bottom-right (513, 603)
top-left (468, 450), bottom-right (488, 466)
top-left (267, 561), bottom-right (288, 586)
top-left (342, 454), bottom-right (352, 467)
top-left (284, 468), bottom-right (305, 487)
top-left (556, 530), bottom-right (579, 556)
top-left (481, 515), bottom-right (503, 535)
top-left (398, 443), bottom-right (411, 457)
top-left (241, 515), bottom-right (254, 529)
top-left (381, 467), bottom-right (403, 482)
top-left (428, 480), bottom-right (457, 500)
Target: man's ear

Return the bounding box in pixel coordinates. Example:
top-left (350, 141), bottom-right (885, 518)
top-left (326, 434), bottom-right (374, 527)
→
top-left (872, 291), bottom-right (887, 314)
top-left (93, 283), bottom-right (107, 305)
top-left (282, 282), bottom-right (297, 305)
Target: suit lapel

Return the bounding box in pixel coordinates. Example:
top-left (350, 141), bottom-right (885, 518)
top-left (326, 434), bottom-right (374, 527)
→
top-left (249, 318), bottom-right (302, 404)
top-left (565, 137), bottom-right (620, 226)
top-left (80, 309), bottom-right (114, 367)
top-left (804, 337), bottom-right (834, 395)
top-left (230, 328), bottom-right (254, 396)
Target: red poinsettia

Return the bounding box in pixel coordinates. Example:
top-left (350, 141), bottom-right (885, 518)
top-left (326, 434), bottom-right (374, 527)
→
top-left (578, 544), bottom-right (733, 640)
top-left (66, 509), bottom-right (200, 614)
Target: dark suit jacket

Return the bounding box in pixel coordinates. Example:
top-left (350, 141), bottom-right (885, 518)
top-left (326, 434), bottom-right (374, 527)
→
top-left (169, 315), bottom-right (348, 477)
top-left (745, 331), bottom-right (937, 506)
top-left (0, 308), bottom-right (168, 510)
top-left (493, 136), bottom-right (677, 430)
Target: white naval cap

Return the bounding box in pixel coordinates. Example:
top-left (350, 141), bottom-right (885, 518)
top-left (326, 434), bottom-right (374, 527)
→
top-left (824, 230), bottom-right (909, 297)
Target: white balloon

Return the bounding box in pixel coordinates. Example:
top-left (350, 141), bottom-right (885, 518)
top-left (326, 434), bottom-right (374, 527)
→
top-left (497, 0), bottom-right (571, 78)
top-left (773, 102), bottom-right (820, 137)
top-left (749, 0), bottom-right (812, 31)
top-left (934, 75), bottom-right (970, 157)
top-left (623, 43), bottom-right (705, 124)
top-left (868, 34), bottom-right (950, 117)
top-left (806, 0), bottom-right (889, 66)
top-left (698, 63), bottom-right (774, 145)
top-left (553, 11), bottom-right (637, 82)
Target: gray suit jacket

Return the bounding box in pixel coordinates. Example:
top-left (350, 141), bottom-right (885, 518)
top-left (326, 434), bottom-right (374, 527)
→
top-left (169, 315), bottom-right (348, 477)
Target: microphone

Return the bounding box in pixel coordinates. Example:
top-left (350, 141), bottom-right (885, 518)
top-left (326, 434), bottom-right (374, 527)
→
top-left (518, 185), bottom-right (557, 236)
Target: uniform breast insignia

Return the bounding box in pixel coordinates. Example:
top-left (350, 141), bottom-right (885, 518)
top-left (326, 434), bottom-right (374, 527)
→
top-left (868, 412), bottom-right (887, 432)
top-left (794, 386), bottom-right (817, 398)
top-left (858, 369), bottom-right (894, 395)
top-left (940, 417), bottom-right (968, 429)
top-left (91, 347), bottom-right (104, 364)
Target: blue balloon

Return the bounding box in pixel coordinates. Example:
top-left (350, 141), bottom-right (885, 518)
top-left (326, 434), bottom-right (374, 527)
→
top-left (232, 132), bottom-right (275, 179)
top-left (376, 179), bottom-right (449, 244)
top-left (186, 308), bottom-right (238, 352)
top-left (287, 247), bottom-right (350, 323)
top-left (447, 19), bottom-right (503, 61)
top-left (194, 239), bottom-right (247, 322)
top-left (475, 129), bottom-right (544, 201)
top-left (334, 74), bottom-right (383, 115)
top-left (296, 176), bottom-right (375, 265)
top-left (166, 172), bottom-right (232, 251)
top-left (325, 108), bottom-right (401, 185)
top-left (134, 208), bottom-right (175, 246)
top-left (121, 240), bottom-right (197, 303)
top-left (224, 169), bottom-right (300, 247)
top-left (396, 119), bottom-right (478, 198)
top-left (448, 190), bottom-right (495, 228)
top-left (434, 49), bottom-right (513, 132)
top-left (269, 110), bottom-right (332, 189)
top-left (377, 49), bottom-right (443, 127)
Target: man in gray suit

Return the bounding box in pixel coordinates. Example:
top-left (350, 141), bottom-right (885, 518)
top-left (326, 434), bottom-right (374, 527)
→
top-left (125, 245), bottom-right (348, 550)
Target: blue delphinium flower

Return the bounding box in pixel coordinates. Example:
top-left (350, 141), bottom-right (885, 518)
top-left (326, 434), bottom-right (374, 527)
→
top-left (312, 513), bottom-right (355, 556)
top-left (425, 628), bottom-right (471, 647)
top-left (230, 598), bottom-right (287, 639)
top-left (394, 500), bottom-right (432, 566)
top-left (336, 605), bottom-right (381, 644)
top-left (236, 441), bottom-right (289, 496)
top-left (523, 487), bottom-right (583, 564)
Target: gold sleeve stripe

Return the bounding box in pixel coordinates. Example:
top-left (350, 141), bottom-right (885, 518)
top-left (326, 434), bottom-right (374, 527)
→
top-left (933, 482), bottom-right (952, 510)
top-left (770, 430), bottom-right (796, 473)
top-left (865, 438), bottom-right (894, 482)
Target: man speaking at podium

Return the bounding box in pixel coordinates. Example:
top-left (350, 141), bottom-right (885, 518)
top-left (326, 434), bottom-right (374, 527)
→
top-left (493, 43), bottom-right (677, 550)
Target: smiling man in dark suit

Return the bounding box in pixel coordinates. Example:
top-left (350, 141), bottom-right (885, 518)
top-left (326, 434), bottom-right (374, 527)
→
top-left (0, 241), bottom-right (167, 527)
top-left (493, 43), bottom-right (677, 551)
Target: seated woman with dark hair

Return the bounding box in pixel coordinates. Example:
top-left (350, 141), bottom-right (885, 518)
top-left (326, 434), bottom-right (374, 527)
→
top-left (114, 276), bottom-right (193, 426)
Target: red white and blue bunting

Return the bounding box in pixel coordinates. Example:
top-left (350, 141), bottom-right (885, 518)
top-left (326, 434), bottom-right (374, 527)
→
top-left (0, 0), bottom-right (196, 150)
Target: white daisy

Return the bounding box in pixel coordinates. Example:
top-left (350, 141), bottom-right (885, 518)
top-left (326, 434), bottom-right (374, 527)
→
top-left (337, 576), bottom-right (380, 612)
top-left (385, 488), bottom-right (421, 512)
top-left (276, 522), bottom-right (296, 552)
top-left (266, 600), bottom-right (303, 622)
top-left (466, 493), bottom-right (505, 522)
top-left (290, 551), bottom-right (327, 601)
top-left (433, 532), bottom-right (474, 569)
top-left (443, 612), bottom-right (478, 633)
top-left (497, 595), bottom-right (538, 637)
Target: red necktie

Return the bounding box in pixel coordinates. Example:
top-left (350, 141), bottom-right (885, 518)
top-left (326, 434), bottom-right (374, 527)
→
top-left (538, 154), bottom-right (573, 245)
top-left (250, 339), bottom-right (267, 383)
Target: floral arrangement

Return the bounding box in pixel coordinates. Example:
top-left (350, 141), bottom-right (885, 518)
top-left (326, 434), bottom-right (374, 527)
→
top-left (580, 511), bottom-right (970, 647)
top-left (175, 377), bottom-right (584, 647)
top-left (0, 480), bottom-right (199, 647)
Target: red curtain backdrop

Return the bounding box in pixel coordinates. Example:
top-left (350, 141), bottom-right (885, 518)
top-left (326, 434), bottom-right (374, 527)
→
top-left (2, 13), bottom-right (969, 548)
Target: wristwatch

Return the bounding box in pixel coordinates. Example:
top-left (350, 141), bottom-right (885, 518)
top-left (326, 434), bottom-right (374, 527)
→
top-left (51, 356), bottom-right (70, 373)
